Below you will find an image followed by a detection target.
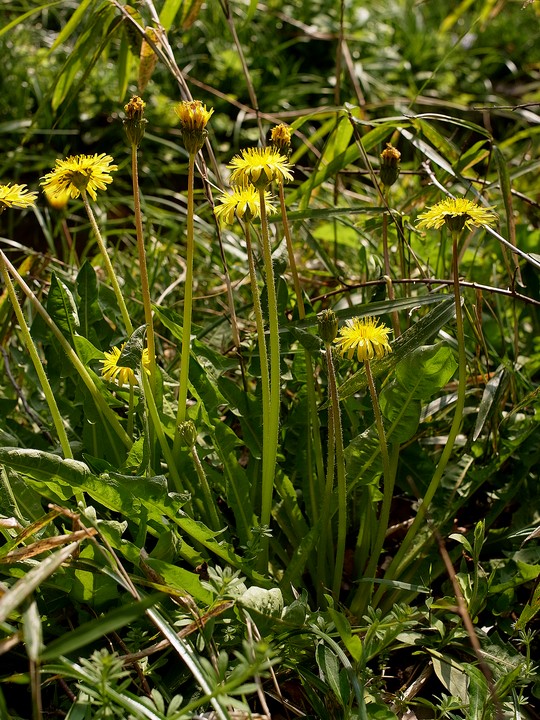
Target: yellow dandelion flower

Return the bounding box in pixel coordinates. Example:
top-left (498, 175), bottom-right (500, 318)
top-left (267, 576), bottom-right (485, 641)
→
top-left (416, 197), bottom-right (497, 233)
top-left (228, 147), bottom-right (293, 190)
top-left (334, 316), bottom-right (392, 362)
top-left (101, 344), bottom-right (151, 387)
top-left (40, 154), bottom-right (118, 202)
top-left (214, 186), bottom-right (276, 225)
top-left (0, 183), bottom-right (37, 213)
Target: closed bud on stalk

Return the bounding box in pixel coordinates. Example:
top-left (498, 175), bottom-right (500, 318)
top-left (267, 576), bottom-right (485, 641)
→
top-left (270, 123), bottom-right (292, 155)
top-left (318, 309), bottom-right (339, 344)
top-left (380, 143), bottom-right (401, 188)
top-left (178, 420), bottom-right (197, 447)
top-left (123, 95), bottom-right (147, 148)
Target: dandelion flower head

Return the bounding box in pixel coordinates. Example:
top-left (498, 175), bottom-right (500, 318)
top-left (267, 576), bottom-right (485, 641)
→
top-left (101, 344), bottom-right (151, 387)
top-left (0, 183), bottom-right (38, 214)
top-left (174, 100), bottom-right (213, 131)
top-left (334, 316), bottom-right (392, 362)
top-left (228, 147), bottom-right (293, 189)
top-left (416, 197), bottom-right (497, 232)
top-left (214, 186), bottom-right (276, 225)
top-left (270, 123), bottom-right (292, 153)
top-left (40, 154), bottom-right (118, 202)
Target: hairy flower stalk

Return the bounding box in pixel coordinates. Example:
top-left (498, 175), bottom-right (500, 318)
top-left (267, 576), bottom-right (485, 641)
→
top-left (373, 198), bottom-right (497, 607)
top-left (269, 124), bottom-right (325, 523)
top-left (227, 147), bottom-right (293, 564)
top-left (40, 154), bottom-right (133, 335)
top-left (215, 187), bottom-right (274, 514)
top-left (173, 101), bottom-right (213, 453)
top-left (380, 144), bottom-right (401, 337)
top-left (316, 310), bottom-right (345, 599)
top-left (179, 420), bottom-right (221, 531)
top-left (123, 96), bottom-right (157, 388)
top-left (335, 316), bottom-right (393, 605)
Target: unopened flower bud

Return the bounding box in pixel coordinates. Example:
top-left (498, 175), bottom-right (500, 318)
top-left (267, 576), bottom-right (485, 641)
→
top-left (380, 143), bottom-right (401, 188)
top-left (175, 100), bottom-right (213, 156)
top-left (123, 95), bottom-right (147, 148)
top-left (318, 309), bottom-right (339, 344)
top-left (270, 124), bottom-right (292, 155)
top-left (178, 420), bottom-right (197, 447)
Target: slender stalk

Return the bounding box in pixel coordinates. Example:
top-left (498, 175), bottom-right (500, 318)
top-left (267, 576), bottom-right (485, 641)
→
top-left (278, 183), bottom-right (325, 521)
top-left (359, 358), bottom-right (395, 591)
top-left (0, 255), bottom-right (73, 462)
top-left (245, 222), bottom-right (271, 475)
top-left (317, 362), bottom-right (336, 604)
top-left (324, 342), bottom-right (347, 599)
top-left (174, 153), bottom-right (196, 449)
top-left (189, 442), bottom-right (221, 531)
top-left (81, 191), bottom-right (133, 335)
top-left (382, 188), bottom-right (400, 337)
top-left (131, 144), bottom-right (157, 386)
top-left (373, 229), bottom-right (467, 607)
top-left (1, 252), bottom-right (131, 452)
top-left (258, 188), bottom-right (281, 548)
top-left (141, 371), bottom-right (185, 494)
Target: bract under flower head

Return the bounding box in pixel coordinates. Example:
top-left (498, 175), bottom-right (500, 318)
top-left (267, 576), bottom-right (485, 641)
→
top-left (124, 95), bottom-right (147, 147)
top-left (214, 186), bottom-right (276, 225)
top-left (101, 344), bottom-right (151, 387)
top-left (334, 316), bottom-right (392, 362)
top-left (0, 183), bottom-right (38, 213)
top-left (228, 147), bottom-right (293, 189)
top-left (416, 197), bottom-right (497, 232)
top-left (40, 154), bottom-right (117, 202)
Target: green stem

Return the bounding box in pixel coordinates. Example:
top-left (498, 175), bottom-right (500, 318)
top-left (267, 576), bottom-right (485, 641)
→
top-left (174, 154), bottom-right (196, 450)
top-left (324, 342), bottom-right (347, 599)
top-left (131, 144), bottom-right (157, 387)
top-left (81, 192), bottom-right (133, 335)
top-left (278, 183), bottom-right (325, 522)
top-left (141, 370), bottom-right (184, 494)
top-left (190, 443), bottom-right (221, 531)
top-left (245, 222), bottom-right (271, 488)
top-left (0, 255), bottom-right (74, 464)
top-left (2, 252), bottom-right (131, 453)
top-left (258, 188), bottom-right (281, 555)
top-left (317, 358), bottom-right (336, 603)
top-left (373, 230), bottom-right (467, 608)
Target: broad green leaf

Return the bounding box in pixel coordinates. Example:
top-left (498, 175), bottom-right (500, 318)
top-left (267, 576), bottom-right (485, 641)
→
top-left (379, 385), bottom-right (422, 444)
top-left (316, 644), bottom-right (344, 707)
top-left (462, 663), bottom-right (489, 716)
top-left (76, 261), bottom-right (102, 340)
top-left (0, 448), bottom-right (92, 485)
top-left (119, 325), bottom-right (147, 370)
top-left (473, 365), bottom-right (508, 441)
top-left (431, 655), bottom-right (468, 703)
top-left (394, 344), bottom-right (457, 399)
top-left (40, 593), bottom-right (162, 660)
top-left (47, 273), bottom-right (80, 345)
top-left (160, 0), bottom-right (204, 31)
top-left (413, 118), bottom-right (459, 164)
